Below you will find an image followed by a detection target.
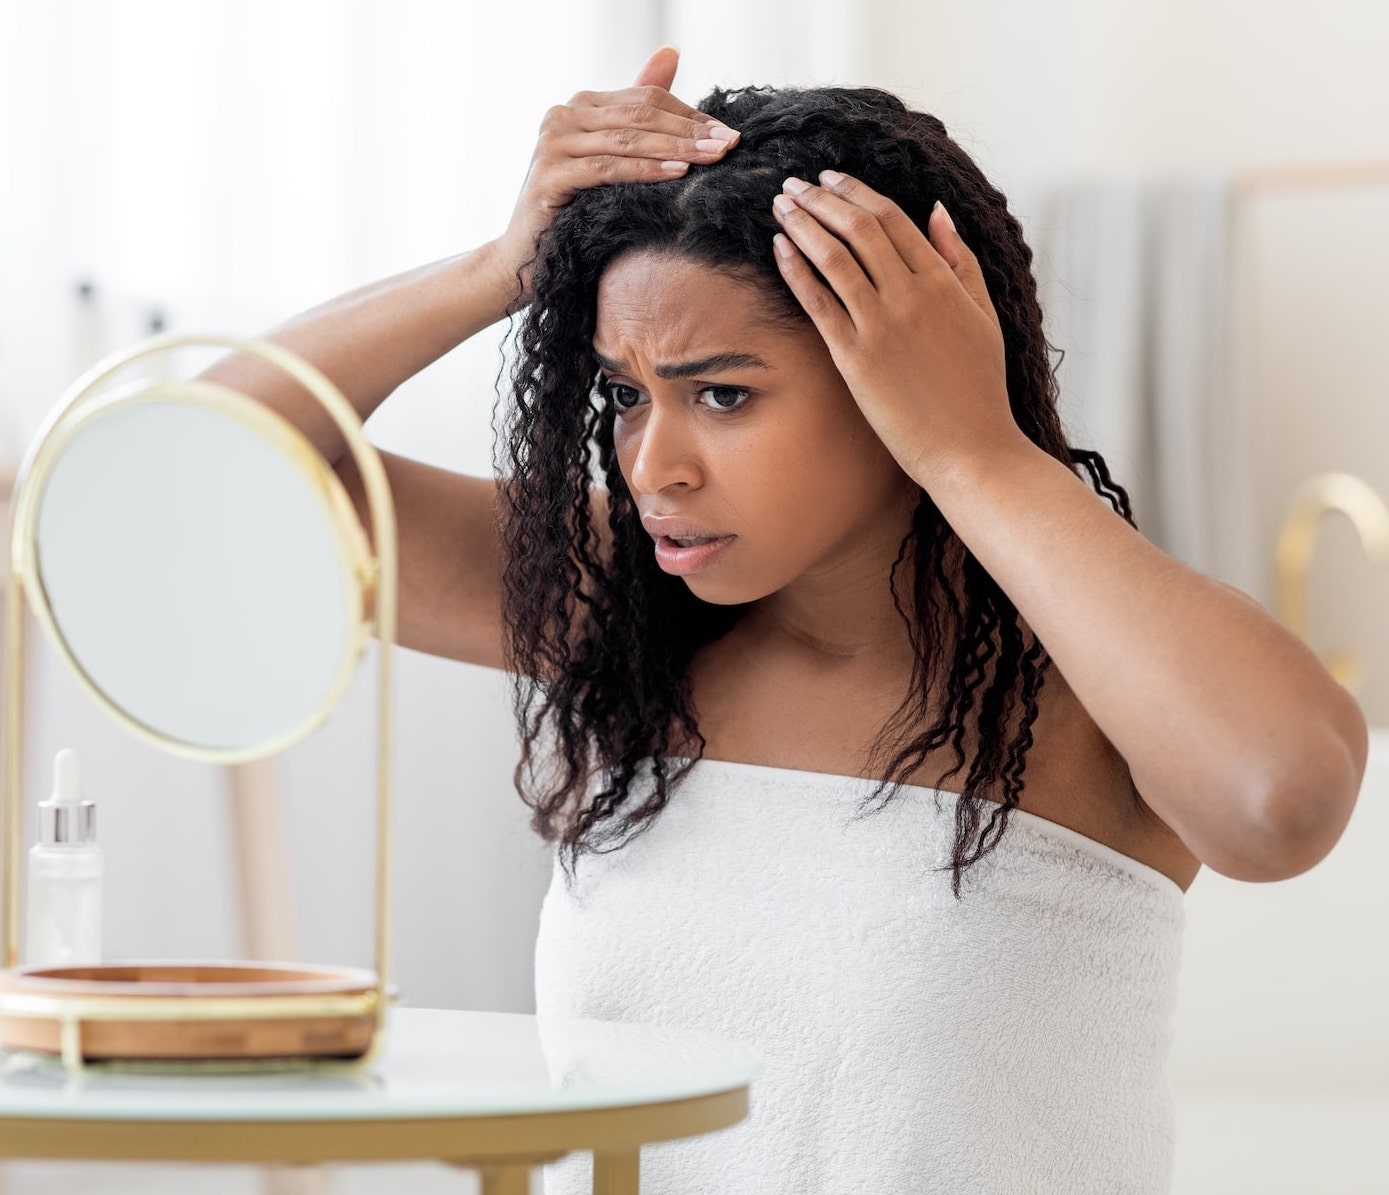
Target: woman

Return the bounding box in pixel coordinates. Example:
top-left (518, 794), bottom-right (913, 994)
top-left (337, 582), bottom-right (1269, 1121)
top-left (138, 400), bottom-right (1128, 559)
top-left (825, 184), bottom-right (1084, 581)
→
top-left (209, 46), bottom-right (1365, 1193)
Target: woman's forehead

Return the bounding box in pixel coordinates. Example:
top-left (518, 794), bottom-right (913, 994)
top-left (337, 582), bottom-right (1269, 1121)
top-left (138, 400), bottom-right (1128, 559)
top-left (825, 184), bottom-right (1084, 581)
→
top-left (594, 251), bottom-right (791, 350)
top-left (597, 250), bottom-right (762, 306)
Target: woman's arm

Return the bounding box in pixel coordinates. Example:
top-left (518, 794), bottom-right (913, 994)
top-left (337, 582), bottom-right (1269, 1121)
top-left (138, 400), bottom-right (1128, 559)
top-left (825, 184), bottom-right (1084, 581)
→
top-left (198, 245), bottom-right (516, 466)
top-left (768, 170), bottom-right (1367, 882)
top-left (195, 243), bottom-right (529, 669)
top-left (923, 440), bottom-right (1368, 883)
top-left (199, 46), bottom-right (737, 668)
top-left (198, 47), bottom-right (736, 464)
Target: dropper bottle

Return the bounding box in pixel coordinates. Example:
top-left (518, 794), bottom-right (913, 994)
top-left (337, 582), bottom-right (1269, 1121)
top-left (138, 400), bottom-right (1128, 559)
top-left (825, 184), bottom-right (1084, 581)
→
top-left (25, 748), bottom-right (103, 968)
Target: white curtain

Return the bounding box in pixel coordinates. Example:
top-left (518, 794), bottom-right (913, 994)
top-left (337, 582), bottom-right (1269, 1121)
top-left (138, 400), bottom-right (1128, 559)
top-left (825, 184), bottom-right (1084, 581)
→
top-left (0, 0), bottom-right (610, 462)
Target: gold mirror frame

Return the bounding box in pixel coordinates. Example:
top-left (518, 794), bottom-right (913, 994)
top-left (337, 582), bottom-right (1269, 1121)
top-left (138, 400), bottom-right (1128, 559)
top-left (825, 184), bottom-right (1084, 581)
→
top-left (0, 333), bottom-right (399, 1067)
top-left (21, 378), bottom-right (373, 760)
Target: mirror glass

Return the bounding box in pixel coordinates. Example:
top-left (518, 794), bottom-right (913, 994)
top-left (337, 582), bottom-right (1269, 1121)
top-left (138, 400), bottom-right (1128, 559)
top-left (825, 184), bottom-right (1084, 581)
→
top-left (30, 391), bottom-right (368, 756)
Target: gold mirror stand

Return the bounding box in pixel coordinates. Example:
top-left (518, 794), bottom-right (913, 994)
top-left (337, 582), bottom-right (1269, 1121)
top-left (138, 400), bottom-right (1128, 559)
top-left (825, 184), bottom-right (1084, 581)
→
top-left (1, 333), bottom-right (398, 1063)
top-left (1274, 471), bottom-right (1389, 694)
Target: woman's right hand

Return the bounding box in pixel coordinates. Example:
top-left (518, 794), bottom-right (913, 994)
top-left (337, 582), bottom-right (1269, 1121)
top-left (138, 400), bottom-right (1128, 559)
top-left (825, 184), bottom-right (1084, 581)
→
top-left (486, 45), bottom-right (739, 308)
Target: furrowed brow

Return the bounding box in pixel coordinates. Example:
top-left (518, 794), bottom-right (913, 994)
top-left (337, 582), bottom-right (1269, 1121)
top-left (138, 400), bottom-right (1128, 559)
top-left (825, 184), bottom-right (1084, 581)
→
top-left (592, 349), bottom-right (773, 379)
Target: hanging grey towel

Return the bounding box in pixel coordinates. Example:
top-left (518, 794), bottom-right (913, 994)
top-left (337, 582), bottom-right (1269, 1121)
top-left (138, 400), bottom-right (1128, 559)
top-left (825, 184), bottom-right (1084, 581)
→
top-left (1017, 178), bottom-right (1258, 597)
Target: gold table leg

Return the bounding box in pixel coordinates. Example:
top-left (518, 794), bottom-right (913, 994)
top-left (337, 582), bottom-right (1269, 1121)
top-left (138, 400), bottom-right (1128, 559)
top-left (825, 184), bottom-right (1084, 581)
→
top-left (593, 1148), bottom-right (639, 1195)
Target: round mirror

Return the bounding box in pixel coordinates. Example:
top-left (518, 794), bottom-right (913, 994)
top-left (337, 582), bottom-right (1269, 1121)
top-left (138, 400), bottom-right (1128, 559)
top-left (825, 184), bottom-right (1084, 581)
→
top-left (23, 381), bottom-right (372, 760)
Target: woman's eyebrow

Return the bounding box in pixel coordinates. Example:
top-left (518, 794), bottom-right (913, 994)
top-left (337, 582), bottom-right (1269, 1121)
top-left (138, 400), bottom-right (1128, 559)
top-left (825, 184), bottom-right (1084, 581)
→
top-left (592, 348), bottom-right (773, 379)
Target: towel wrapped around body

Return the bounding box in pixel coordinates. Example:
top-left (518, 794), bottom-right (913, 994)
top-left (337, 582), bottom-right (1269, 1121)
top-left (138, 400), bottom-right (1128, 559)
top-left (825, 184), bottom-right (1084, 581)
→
top-left (534, 756), bottom-right (1187, 1194)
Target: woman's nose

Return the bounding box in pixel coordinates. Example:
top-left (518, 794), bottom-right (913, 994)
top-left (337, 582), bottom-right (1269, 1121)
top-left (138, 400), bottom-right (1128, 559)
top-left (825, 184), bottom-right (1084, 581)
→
top-left (627, 404), bottom-right (704, 494)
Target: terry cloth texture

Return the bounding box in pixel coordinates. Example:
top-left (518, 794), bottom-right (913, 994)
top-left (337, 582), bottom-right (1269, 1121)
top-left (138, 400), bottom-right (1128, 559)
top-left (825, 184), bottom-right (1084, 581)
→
top-left (535, 755), bottom-right (1187, 1194)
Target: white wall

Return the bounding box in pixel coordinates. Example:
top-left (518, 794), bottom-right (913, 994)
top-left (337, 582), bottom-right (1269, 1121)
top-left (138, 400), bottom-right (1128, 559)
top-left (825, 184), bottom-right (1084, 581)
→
top-left (879, 0), bottom-right (1389, 181)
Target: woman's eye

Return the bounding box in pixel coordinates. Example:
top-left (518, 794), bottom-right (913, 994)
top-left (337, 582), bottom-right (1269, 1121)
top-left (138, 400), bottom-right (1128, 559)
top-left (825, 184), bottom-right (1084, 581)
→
top-left (699, 385), bottom-right (751, 412)
top-left (601, 381), bottom-right (642, 410)
top-left (598, 378), bottom-right (750, 415)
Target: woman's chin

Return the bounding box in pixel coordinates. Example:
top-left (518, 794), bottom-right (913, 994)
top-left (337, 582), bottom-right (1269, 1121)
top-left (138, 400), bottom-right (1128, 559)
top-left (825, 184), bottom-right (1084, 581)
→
top-left (677, 569), bottom-right (786, 608)
top-left (678, 577), bottom-right (750, 605)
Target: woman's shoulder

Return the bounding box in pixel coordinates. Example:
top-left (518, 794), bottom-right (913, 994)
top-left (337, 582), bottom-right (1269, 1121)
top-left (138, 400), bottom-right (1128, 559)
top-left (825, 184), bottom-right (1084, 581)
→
top-left (1003, 666), bottom-right (1201, 892)
top-left (684, 630), bottom-right (1201, 892)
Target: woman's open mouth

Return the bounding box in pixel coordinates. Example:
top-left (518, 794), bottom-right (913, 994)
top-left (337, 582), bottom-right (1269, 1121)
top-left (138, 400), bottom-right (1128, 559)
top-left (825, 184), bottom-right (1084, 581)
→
top-left (653, 534), bottom-right (735, 575)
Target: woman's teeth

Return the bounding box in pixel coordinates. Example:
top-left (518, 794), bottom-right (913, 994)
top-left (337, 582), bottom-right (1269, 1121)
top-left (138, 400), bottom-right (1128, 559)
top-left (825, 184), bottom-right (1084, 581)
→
top-left (673, 536), bottom-right (718, 547)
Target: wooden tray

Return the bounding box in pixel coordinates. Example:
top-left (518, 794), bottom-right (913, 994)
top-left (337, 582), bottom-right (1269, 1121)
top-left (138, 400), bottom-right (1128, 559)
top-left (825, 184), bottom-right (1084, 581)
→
top-left (0, 961), bottom-right (380, 1061)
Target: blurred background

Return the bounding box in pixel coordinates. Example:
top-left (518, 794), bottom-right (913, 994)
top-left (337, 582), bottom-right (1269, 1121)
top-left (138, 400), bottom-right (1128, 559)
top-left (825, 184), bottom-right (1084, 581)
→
top-left (1, 0), bottom-right (1386, 1192)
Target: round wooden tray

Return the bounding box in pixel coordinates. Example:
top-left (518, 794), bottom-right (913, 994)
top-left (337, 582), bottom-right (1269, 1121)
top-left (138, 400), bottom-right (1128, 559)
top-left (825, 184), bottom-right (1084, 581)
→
top-left (0, 961), bottom-right (381, 1062)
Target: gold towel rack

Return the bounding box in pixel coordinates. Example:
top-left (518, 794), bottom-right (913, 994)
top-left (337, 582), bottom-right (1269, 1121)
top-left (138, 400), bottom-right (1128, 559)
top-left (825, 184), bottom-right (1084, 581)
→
top-left (1275, 472), bottom-right (1389, 694)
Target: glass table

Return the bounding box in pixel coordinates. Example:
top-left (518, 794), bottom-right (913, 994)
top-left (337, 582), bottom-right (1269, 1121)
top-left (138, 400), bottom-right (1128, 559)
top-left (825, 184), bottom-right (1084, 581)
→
top-left (0, 1005), bottom-right (763, 1194)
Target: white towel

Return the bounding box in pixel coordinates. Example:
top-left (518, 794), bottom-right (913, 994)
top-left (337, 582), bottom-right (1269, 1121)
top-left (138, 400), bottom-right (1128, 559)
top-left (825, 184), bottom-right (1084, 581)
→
top-left (535, 756), bottom-right (1186, 1194)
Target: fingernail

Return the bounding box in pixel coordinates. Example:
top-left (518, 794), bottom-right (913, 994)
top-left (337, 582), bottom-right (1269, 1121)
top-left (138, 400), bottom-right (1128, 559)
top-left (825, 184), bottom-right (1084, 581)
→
top-left (820, 169), bottom-right (846, 187)
top-left (781, 176), bottom-right (810, 196)
top-left (772, 194), bottom-right (797, 216)
top-left (934, 199), bottom-right (956, 231)
top-left (696, 137), bottom-right (731, 152)
top-left (662, 160), bottom-right (690, 173)
top-left (706, 124), bottom-right (739, 143)
top-left (773, 232), bottom-right (795, 260)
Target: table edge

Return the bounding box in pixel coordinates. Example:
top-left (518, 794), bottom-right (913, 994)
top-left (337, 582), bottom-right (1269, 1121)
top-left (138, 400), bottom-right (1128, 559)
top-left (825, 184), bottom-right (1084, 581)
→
top-left (0, 1082), bottom-right (751, 1164)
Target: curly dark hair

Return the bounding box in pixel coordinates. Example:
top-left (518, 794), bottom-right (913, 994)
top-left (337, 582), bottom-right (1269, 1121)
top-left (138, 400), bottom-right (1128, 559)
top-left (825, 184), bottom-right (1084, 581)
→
top-left (494, 82), bottom-right (1136, 899)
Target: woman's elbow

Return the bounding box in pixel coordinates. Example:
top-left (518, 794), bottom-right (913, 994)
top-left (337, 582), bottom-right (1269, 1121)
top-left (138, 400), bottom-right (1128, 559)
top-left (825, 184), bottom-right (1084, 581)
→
top-left (1250, 708), bottom-right (1369, 881)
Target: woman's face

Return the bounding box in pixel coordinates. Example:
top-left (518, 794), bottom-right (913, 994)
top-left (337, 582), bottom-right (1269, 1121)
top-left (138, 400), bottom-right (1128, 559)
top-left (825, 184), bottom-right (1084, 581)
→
top-left (594, 248), bottom-right (919, 608)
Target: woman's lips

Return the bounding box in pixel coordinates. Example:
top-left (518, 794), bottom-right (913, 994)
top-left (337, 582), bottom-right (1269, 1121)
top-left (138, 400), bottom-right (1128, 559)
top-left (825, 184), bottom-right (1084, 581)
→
top-left (653, 534), bottom-right (735, 575)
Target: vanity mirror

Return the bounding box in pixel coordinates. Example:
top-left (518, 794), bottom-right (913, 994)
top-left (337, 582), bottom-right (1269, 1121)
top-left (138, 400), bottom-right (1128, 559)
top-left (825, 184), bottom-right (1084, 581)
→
top-left (0, 334), bottom-right (398, 1069)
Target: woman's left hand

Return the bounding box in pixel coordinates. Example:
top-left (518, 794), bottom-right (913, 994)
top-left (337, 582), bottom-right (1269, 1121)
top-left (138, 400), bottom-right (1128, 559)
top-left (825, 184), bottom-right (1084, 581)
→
top-left (770, 171), bottom-right (1026, 486)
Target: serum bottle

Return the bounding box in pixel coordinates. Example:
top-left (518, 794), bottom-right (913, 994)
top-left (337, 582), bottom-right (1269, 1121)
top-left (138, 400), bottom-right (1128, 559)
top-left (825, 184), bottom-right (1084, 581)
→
top-left (25, 748), bottom-right (103, 968)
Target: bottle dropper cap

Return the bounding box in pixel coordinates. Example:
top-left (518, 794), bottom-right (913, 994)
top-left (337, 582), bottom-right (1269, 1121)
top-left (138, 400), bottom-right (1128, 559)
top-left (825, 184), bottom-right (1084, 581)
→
top-left (38, 748), bottom-right (95, 845)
